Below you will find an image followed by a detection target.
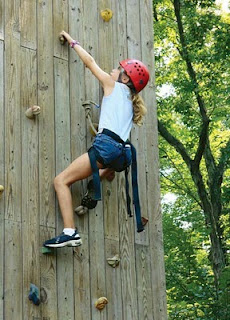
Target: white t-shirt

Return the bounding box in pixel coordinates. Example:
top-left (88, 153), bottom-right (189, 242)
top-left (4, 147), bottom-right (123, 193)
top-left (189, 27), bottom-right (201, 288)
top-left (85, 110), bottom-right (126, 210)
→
top-left (98, 82), bottom-right (133, 141)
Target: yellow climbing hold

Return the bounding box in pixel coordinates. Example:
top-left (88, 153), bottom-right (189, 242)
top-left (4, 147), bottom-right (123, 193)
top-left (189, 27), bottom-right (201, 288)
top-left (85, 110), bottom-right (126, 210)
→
top-left (95, 297), bottom-right (108, 311)
top-left (0, 185), bottom-right (4, 199)
top-left (100, 8), bottom-right (113, 22)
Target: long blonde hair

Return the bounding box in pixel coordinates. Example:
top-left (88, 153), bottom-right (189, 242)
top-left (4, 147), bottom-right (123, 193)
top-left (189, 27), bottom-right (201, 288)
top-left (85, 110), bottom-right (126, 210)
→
top-left (131, 92), bottom-right (147, 126)
top-left (120, 73), bottom-right (147, 126)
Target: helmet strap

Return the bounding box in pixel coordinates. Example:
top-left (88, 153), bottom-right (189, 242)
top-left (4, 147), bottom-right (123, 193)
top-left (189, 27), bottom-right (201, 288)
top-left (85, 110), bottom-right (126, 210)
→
top-left (126, 80), bottom-right (137, 95)
top-left (117, 71), bottom-right (123, 83)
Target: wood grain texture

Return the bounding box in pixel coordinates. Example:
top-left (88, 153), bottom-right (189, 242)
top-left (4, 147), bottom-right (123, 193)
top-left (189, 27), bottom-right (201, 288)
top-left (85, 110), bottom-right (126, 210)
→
top-left (69, 0), bottom-right (88, 235)
top-left (20, 46), bottom-right (41, 320)
top-left (4, 220), bottom-right (23, 320)
top-left (140, 0), bottom-right (168, 318)
top-left (37, 0), bottom-right (55, 228)
top-left (20, 0), bottom-right (37, 49)
top-left (105, 239), bottom-right (123, 320)
top-left (40, 226), bottom-right (58, 320)
top-left (0, 0), bottom-right (4, 40)
top-left (136, 244), bottom-right (154, 320)
top-left (53, 0), bottom-right (68, 60)
top-left (73, 233), bottom-right (91, 320)
top-left (54, 57), bottom-right (75, 320)
top-left (4, 0), bottom-right (21, 222)
top-left (0, 41), bottom-right (4, 320)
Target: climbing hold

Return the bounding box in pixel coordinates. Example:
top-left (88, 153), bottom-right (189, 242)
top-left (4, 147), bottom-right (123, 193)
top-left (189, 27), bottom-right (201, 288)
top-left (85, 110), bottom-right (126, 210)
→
top-left (74, 205), bottom-right (88, 216)
top-left (95, 297), bottom-right (108, 311)
top-left (59, 34), bottom-right (67, 45)
top-left (107, 254), bottom-right (120, 268)
top-left (0, 185), bottom-right (4, 199)
top-left (28, 283), bottom-right (40, 306)
top-left (141, 216), bottom-right (149, 226)
top-left (41, 246), bottom-right (53, 254)
top-left (25, 105), bottom-right (41, 119)
top-left (100, 8), bottom-right (113, 22)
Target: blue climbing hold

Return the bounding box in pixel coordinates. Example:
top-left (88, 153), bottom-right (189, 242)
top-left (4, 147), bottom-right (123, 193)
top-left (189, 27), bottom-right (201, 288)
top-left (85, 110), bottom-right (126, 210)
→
top-left (28, 283), bottom-right (40, 306)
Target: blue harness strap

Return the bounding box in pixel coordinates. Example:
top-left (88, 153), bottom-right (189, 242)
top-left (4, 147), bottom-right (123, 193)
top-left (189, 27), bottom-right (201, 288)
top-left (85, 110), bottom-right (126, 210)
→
top-left (88, 147), bottom-right (102, 200)
top-left (88, 130), bottom-right (144, 232)
top-left (129, 144), bottom-right (144, 232)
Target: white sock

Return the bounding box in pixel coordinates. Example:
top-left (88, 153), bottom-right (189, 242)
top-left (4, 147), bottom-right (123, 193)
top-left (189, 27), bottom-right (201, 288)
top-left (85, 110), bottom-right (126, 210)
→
top-left (63, 228), bottom-right (75, 236)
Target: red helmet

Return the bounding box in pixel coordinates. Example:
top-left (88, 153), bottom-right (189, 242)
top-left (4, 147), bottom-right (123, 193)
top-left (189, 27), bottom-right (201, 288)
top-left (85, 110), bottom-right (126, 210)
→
top-left (119, 59), bottom-right (150, 93)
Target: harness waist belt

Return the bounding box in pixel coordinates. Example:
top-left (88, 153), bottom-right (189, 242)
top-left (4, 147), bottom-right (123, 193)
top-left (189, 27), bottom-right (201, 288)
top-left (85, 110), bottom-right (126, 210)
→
top-left (101, 128), bottom-right (125, 144)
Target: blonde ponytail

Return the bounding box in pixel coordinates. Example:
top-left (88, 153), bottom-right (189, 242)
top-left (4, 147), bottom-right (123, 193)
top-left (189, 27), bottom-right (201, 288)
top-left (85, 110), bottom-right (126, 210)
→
top-left (131, 93), bottom-right (147, 126)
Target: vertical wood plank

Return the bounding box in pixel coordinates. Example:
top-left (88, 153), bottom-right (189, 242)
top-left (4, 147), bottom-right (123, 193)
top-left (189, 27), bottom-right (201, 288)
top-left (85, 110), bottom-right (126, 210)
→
top-left (20, 46), bottom-right (41, 320)
top-left (4, 2), bottom-right (23, 317)
top-left (98, 0), bottom-right (124, 306)
top-left (140, 0), bottom-right (168, 318)
top-left (136, 245), bottom-right (154, 320)
top-left (118, 174), bottom-right (138, 320)
top-left (105, 240), bottom-right (123, 320)
top-left (0, 219), bottom-right (3, 320)
top-left (68, 3), bottom-right (92, 318)
top-left (73, 234), bottom-right (91, 320)
top-left (0, 0), bottom-right (4, 40)
top-left (53, 0), bottom-right (68, 60)
top-left (4, 0), bottom-right (21, 222)
top-left (113, 0), bottom-right (136, 241)
top-left (82, 1), bottom-right (107, 319)
top-left (113, 2), bottom-right (140, 318)
top-left (20, 0), bottom-right (37, 49)
top-left (126, 0), bottom-right (149, 246)
top-left (0, 40), bottom-right (4, 320)
top-left (68, 0), bottom-right (88, 235)
top-left (54, 57), bottom-right (75, 320)
top-left (37, 1), bottom-right (57, 319)
top-left (4, 221), bottom-right (23, 320)
top-left (40, 226), bottom-right (57, 319)
top-left (37, 0), bottom-right (55, 228)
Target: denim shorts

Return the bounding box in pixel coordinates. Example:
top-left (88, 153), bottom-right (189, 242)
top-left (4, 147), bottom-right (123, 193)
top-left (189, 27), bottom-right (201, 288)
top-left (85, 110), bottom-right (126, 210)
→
top-left (92, 133), bottom-right (132, 171)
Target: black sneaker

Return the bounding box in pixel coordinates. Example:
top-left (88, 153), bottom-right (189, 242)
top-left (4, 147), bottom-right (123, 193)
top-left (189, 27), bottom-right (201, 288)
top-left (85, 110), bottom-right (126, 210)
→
top-left (43, 230), bottom-right (82, 248)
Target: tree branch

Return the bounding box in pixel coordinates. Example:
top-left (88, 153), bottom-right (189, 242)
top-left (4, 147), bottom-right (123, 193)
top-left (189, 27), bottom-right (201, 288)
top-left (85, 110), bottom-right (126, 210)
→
top-left (160, 171), bottom-right (202, 207)
top-left (216, 138), bottom-right (230, 184)
top-left (160, 147), bottom-right (202, 206)
top-left (173, 0), bottom-right (211, 167)
top-left (193, 118), bottom-right (210, 167)
top-left (158, 120), bottom-right (192, 169)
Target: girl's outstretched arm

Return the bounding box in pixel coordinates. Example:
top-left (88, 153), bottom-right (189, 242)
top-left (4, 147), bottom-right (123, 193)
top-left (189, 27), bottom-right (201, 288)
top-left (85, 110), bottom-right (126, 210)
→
top-left (60, 31), bottom-right (114, 92)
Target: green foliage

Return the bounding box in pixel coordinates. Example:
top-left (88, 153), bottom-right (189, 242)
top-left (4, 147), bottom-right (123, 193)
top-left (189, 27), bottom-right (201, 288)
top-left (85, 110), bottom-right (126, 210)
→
top-left (163, 200), bottom-right (229, 319)
top-left (154, 0), bottom-right (230, 318)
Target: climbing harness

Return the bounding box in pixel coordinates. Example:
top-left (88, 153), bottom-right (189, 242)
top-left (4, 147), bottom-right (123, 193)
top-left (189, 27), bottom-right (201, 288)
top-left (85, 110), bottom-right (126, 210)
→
top-left (88, 129), bottom-right (144, 233)
top-left (81, 100), bottom-right (144, 232)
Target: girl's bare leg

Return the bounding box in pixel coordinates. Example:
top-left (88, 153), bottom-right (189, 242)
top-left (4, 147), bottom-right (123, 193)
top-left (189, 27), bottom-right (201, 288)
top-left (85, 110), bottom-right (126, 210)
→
top-left (54, 152), bottom-right (103, 228)
top-left (99, 168), bottom-right (115, 181)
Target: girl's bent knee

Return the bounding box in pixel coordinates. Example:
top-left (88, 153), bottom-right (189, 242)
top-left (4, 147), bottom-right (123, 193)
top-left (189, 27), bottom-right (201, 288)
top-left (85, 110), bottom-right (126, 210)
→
top-left (54, 175), bottom-right (65, 190)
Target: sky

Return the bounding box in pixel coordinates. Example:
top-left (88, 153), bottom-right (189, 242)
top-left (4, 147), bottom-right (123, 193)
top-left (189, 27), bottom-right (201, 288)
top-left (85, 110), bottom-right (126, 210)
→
top-left (216, 0), bottom-right (230, 12)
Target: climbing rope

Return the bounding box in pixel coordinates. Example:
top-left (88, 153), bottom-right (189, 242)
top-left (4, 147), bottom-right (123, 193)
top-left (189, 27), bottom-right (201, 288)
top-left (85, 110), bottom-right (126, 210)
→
top-left (82, 100), bottom-right (99, 136)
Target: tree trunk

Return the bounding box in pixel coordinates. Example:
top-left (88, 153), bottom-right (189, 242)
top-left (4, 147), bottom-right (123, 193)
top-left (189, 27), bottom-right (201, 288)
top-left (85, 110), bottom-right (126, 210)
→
top-left (190, 163), bottom-right (225, 281)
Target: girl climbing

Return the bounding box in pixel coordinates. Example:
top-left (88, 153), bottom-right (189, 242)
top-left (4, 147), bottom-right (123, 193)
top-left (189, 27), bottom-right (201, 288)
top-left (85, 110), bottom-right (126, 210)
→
top-left (44, 30), bottom-right (149, 248)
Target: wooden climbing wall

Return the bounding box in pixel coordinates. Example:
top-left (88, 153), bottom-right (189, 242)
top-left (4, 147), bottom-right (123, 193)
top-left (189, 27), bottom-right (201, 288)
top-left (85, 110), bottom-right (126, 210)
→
top-left (0, 0), bottom-right (167, 319)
